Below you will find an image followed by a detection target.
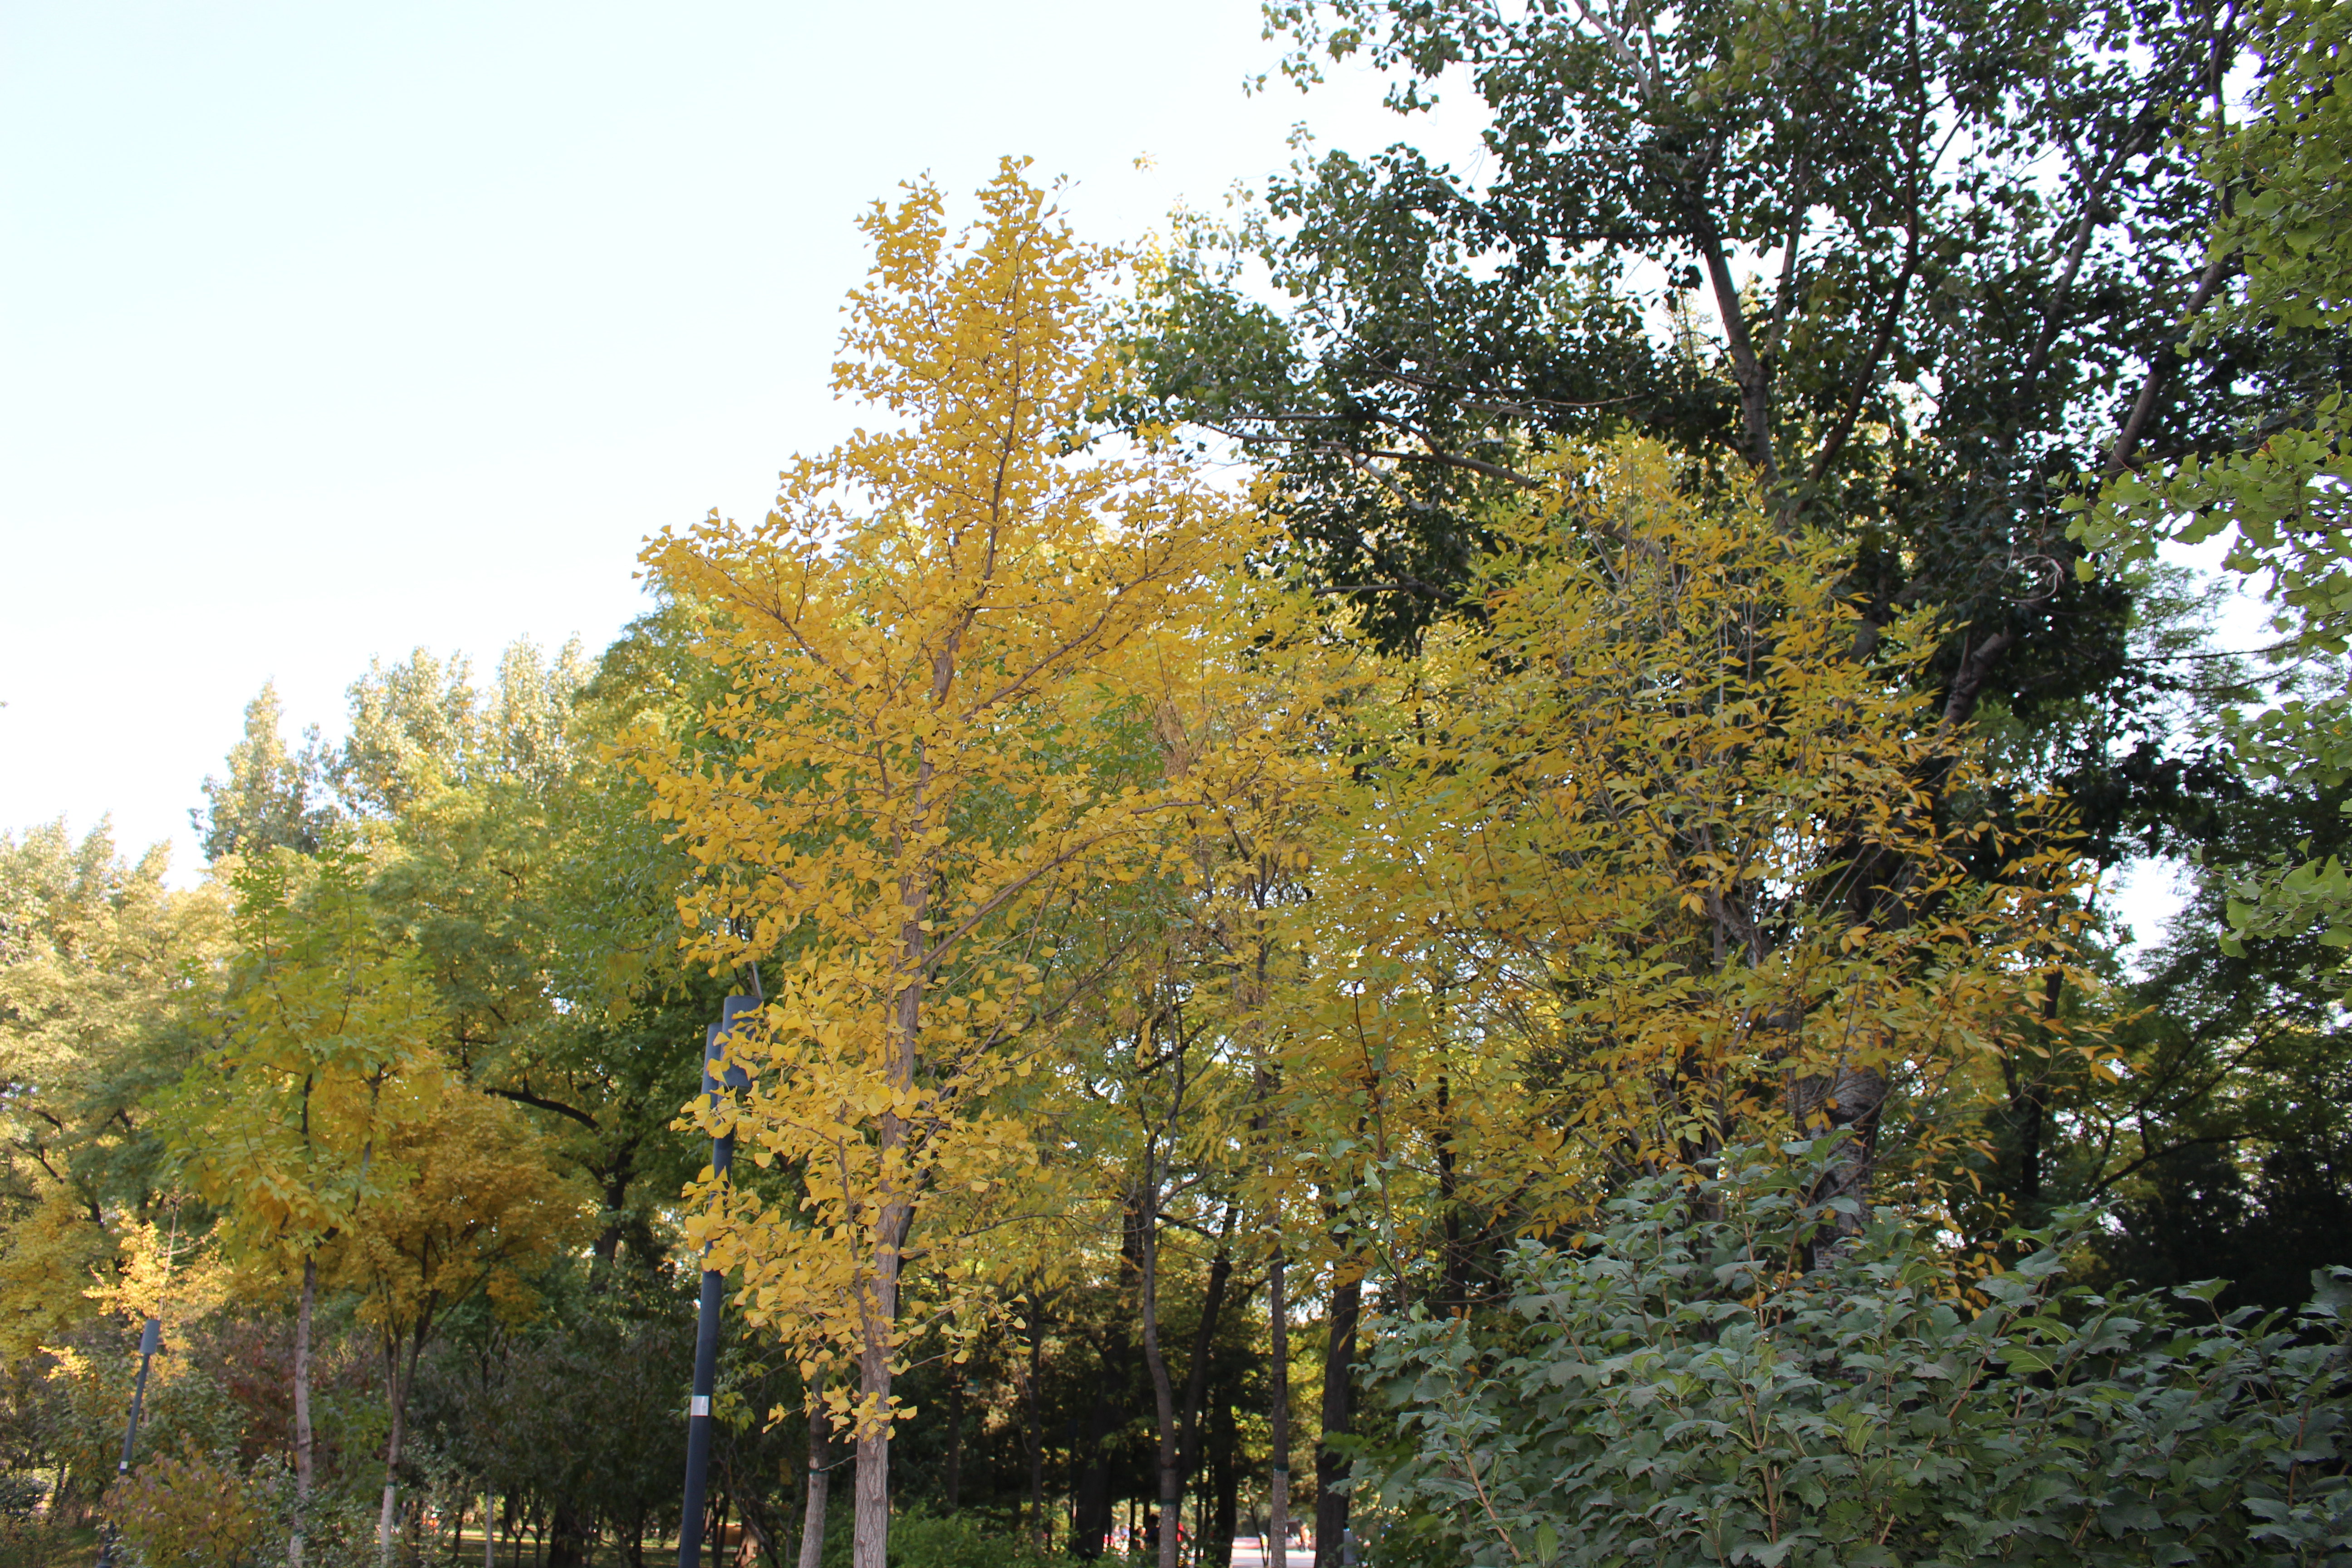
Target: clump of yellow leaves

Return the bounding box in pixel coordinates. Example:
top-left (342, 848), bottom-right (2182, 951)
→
top-left (1303, 437), bottom-right (2089, 1239)
top-left (629, 161), bottom-right (1253, 1526)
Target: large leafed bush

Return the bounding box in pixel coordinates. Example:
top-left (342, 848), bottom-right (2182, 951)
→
top-left (1359, 1145), bottom-right (2352, 1567)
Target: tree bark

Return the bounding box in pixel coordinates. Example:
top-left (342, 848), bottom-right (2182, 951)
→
top-left (376, 1333), bottom-right (416, 1567)
top-left (1175, 1209), bottom-right (1239, 1502)
top-left (1137, 1196), bottom-right (1183, 1568)
top-left (1313, 1277), bottom-right (1360, 1568)
top-left (1019, 1303), bottom-right (1049, 1550)
top-left (1070, 1322), bottom-right (1126, 1560)
top-left (943, 1354), bottom-right (964, 1511)
top-left (795, 1393), bottom-right (828, 1568)
top-left (1690, 190), bottom-right (1779, 484)
top-left (545, 1499), bottom-right (591, 1568)
top-left (1265, 1249), bottom-right (1290, 1568)
top-left (848, 764), bottom-right (937, 1568)
top-left (292, 1255), bottom-right (316, 1568)
top-left (1210, 1379), bottom-right (1239, 1568)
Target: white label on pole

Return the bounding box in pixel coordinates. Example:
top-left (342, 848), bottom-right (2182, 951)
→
top-left (690, 1395), bottom-right (711, 1417)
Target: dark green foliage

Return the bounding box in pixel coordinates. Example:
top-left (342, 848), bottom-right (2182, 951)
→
top-left (1141, 0), bottom-right (2263, 696)
top-left (832, 1508), bottom-right (1063, 1568)
top-left (1358, 1144), bottom-right (2352, 1567)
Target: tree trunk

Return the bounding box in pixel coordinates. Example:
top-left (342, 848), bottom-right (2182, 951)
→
top-left (292, 1255), bottom-right (316, 1568)
top-left (1070, 1323), bottom-right (1125, 1561)
top-left (485, 1495), bottom-right (499, 1568)
top-left (1435, 1076), bottom-right (1468, 1314)
top-left (848, 1181), bottom-right (908, 1568)
top-left (1175, 1210), bottom-right (1238, 1500)
top-left (1211, 1387), bottom-right (1238, 1568)
top-left (377, 1333), bottom-right (419, 1567)
top-left (1313, 1278), bottom-right (1359, 1568)
top-left (546, 1499), bottom-right (591, 1568)
top-left (943, 1356), bottom-right (964, 1511)
top-left (796, 1394), bottom-right (828, 1568)
top-left (1017, 1304), bottom-right (1048, 1549)
top-left (1137, 1199), bottom-right (1182, 1568)
top-left (848, 835), bottom-right (933, 1568)
top-left (1264, 1250), bottom-right (1289, 1568)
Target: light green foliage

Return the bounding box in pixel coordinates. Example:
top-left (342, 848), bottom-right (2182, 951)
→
top-left (334, 634), bottom-right (711, 1267)
top-left (0, 822), bottom-right (226, 1356)
top-left (191, 685), bottom-right (337, 862)
top-left (1360, 1143), bottom-right (2352, 1567)
top-left (2071, 0), bottom-right (2352, 990)
top-left (161, 841), bottom-right (447, 1265)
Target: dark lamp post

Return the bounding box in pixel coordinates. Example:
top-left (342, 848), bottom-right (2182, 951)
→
top-left (678, 993), bottom-right (756, 1568)
top-left (93, 1315), bottom-right (164, 1568)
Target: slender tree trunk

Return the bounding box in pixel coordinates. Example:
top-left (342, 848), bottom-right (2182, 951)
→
top-left (1313, 1278), bottom-right (1359, 1568)
top-left (943, 1356), bottom-right (964, 1511)
top-left (1435, 1076), bottom-right (1468, 1314)
top-left (292, 1255), bottom-right (316, 1568)
top-left (1175, 1210), bottom-right (1238, 1495)
top-left (1265, 1250), bottom-right (1289, 1568)
top-left (376, 1403), bottom-right (405, 1564)
top-left (848, 1148), bottom-right (911, 1568)
top-left (1018, 1305), bottom-right (1048, 1549)
top-left (1071, 1323), bottom-right (1123, 1560)
top-left (796, 1393), bottom-right (828, 1568)
top-left (485, 1494), bottom-right (498, 1568)
top-left (1137, 1199), bottom-right (1182, 1568)
top-left (1211, 1388), bottom-right (1238, 1568)
top-left (378, 1334), bottom-right (420, 1566)
top-left (848, 825), bottom-right (934, 1568)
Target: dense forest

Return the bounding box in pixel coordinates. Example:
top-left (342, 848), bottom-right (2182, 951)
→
top-left (5, 1), bottom-right (2351, 1567)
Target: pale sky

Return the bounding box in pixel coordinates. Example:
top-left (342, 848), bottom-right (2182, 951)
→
top-left (0, 4), bottom-right (2246, 958)
top-left (2, 0), bottom-right (1466, 879)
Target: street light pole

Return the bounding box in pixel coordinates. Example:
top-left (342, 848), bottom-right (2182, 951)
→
top-left (679, 993), bottom-right (756, 1568)
top-left (93, 1316), bottom-right (163, 1568)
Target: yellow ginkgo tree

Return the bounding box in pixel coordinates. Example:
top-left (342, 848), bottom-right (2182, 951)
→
top-left (631, 162), bottom-right (1248, 1568)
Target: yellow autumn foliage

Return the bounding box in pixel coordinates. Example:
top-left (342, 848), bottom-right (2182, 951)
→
top-left (627, 162), bottom-right (1257, 1535)
top-left (1289, 438), bottom-right (2092, 1246)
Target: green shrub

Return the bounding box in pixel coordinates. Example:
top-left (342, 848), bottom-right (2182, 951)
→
top-left (0, 1514), bottom-right (82, 1568)
top-left (0, 1480), bottom-right (44, 1523)
top-left (1359, 1142), bottom-right (2352, 1567)
top-left (108, 1444), bottom-right (274, 1568)
top-left (862, 1509), bottom-right (1063, 1568)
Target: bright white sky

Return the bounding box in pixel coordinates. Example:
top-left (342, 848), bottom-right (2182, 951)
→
top-left (2, 0), bottom-right (1477, 880)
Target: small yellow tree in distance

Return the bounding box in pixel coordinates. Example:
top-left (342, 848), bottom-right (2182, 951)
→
top-left (632, 162), bottom-right (1246, 1568)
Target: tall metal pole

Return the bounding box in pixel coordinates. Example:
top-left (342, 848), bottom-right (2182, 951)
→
top-left (93, 1316), bottom-right (163, 1568)
top-left (679, 994), bottom-right (756, 1568)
